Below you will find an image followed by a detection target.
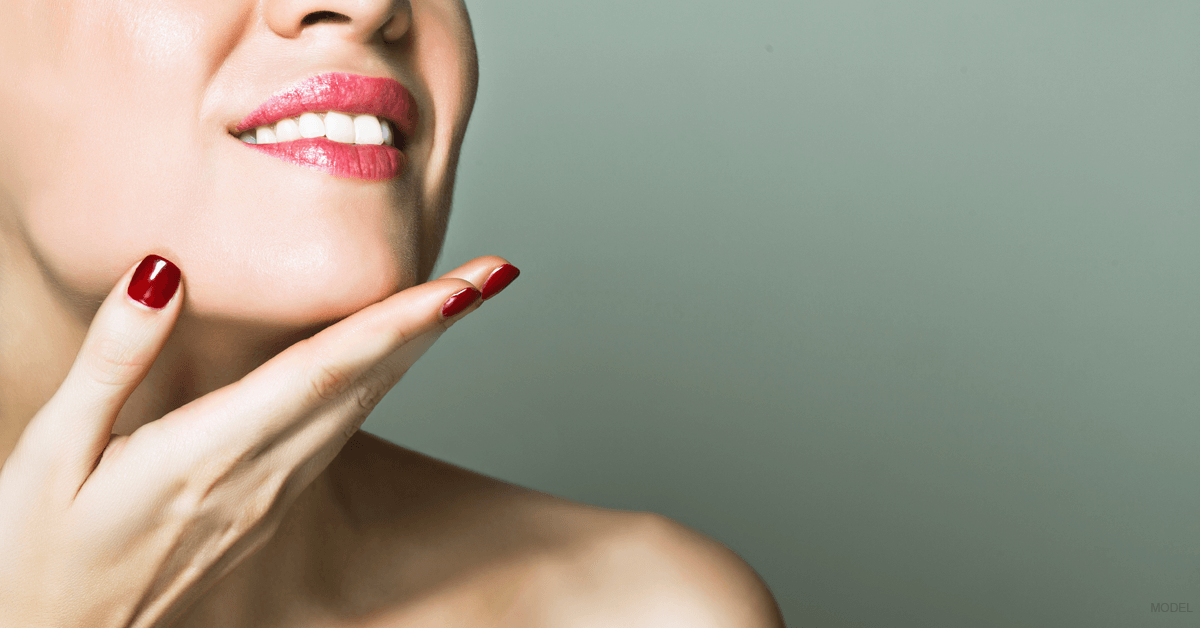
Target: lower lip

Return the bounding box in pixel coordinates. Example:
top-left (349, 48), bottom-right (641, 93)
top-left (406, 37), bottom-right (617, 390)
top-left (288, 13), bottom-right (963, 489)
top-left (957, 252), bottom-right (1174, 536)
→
top-left (243, 137), bottom-right (405, 180)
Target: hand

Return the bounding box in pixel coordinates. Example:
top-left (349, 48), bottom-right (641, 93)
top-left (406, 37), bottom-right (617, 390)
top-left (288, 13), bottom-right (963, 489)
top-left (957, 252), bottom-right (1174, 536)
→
top-left (0, 254), bottom-right (519, 628)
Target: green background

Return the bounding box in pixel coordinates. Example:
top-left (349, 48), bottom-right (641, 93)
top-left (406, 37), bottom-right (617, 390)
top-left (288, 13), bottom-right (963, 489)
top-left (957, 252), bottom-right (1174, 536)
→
top-left (364, 2), bottom-right (1200, 626)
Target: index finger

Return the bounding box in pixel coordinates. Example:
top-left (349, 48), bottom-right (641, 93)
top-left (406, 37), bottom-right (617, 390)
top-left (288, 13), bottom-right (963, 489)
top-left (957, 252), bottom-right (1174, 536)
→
top-left (151, 272), bottom-right (482, 481)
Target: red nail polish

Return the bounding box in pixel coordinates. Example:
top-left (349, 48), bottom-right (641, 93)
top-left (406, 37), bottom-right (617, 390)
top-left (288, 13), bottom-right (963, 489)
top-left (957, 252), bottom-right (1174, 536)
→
top-left (127, 255), bottom-right (180, 309)
top-left (481, 264), bottom-right (520, 300)
top-left (441, 287), bottom-right (481, 319)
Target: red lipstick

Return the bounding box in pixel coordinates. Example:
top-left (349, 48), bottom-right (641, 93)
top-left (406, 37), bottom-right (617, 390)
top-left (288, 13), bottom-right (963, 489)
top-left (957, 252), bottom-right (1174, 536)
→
top-left (234, 72), bottom-right (418, 180)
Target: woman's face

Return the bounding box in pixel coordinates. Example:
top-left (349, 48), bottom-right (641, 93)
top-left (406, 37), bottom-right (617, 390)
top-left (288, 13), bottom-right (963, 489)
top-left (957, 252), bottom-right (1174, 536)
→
top-left (0, 0), bottom-right (476, 328)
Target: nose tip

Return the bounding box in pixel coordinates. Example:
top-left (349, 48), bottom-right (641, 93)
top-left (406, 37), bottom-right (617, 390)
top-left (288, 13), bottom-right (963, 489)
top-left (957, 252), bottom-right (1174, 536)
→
top-left (267, 0), bottom-right (412, 43)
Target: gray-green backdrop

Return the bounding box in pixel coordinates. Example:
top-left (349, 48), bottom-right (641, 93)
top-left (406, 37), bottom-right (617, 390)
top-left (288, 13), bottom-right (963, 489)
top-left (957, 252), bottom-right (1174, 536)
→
top-left (364, 2), bottom-right (1200, 626)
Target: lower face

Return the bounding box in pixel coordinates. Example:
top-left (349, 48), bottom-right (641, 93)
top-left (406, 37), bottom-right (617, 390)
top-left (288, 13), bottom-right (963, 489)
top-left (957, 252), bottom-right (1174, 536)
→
top-left (0, 0), bottom-right (475, 330)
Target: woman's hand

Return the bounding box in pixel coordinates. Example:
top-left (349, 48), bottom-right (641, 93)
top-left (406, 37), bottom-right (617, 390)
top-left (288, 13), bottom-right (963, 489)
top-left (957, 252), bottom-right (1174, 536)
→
top-left (0, 254), bottom-right (518, 628)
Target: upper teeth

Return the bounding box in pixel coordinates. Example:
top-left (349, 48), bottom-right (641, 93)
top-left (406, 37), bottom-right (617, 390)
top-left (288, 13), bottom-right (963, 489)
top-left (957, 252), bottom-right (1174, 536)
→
top-left (237, 112), bottom-right (395, 146)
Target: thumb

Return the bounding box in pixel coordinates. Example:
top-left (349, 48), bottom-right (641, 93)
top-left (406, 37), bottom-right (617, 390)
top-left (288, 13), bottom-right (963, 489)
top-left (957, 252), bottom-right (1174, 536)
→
top-left (14, 254), bottom-right (183, 493)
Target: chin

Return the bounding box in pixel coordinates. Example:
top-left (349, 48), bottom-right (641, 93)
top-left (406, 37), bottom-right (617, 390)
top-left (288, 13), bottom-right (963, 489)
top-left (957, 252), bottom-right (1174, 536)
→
top-left (186, 136), bottom-right (426, 326)
top-left (176, 219), bottom-right (418, 331)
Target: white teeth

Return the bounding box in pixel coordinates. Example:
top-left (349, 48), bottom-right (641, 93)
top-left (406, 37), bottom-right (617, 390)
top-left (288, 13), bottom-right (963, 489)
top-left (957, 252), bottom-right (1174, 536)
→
top-left (324, 112), bottom-right (355, 143)
top-left (275, 117), bottom-right (302, 142)
top-left (353, 115), bottom-right (384, 145)
top-left (255, 126), bottom-right (277, 144)
top-left (237, 111), bottom-right (397, 146)
top-left (298, 112), bottom-right (325, 138)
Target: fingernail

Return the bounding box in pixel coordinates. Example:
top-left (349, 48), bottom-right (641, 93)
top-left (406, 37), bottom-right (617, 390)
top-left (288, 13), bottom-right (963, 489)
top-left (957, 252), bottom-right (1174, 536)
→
top-left (128, 255), bottom-right (181, 309)
top-left (481, 264), bottom-right (520, 300)
top-left (441, 287), bottom-right (481, 320)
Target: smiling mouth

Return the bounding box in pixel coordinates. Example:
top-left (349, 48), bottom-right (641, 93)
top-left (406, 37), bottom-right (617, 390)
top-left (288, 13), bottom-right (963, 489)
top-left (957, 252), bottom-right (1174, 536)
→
top-left (228, 72), bottom-right (417, 180)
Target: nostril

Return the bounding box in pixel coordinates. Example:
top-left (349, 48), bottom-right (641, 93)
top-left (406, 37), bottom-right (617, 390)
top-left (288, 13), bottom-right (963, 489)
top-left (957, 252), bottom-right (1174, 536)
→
top-left (301, 11), bottom-right (351, 26)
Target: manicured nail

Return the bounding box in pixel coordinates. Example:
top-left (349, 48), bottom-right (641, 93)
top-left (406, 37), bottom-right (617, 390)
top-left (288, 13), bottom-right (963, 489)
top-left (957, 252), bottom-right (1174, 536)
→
top-left (441, 287), bottom-right (481, 319)
top-left (481, 264), bottom-right (520, 300)
top-left (128, 255), bottom-right (181, 309)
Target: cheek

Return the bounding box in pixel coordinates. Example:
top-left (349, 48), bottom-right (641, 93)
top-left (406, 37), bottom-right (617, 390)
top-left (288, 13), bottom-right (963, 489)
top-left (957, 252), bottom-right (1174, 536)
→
top-left (2, 0), bottom-right (231, 292)
top-left (406, 0), bottom-right (476, 280)
top-left (13, 84), bottom-right (211, 301)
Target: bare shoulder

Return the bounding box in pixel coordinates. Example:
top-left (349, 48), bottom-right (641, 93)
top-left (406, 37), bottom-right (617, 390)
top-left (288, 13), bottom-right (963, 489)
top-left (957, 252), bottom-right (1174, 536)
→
top-left (509, 510), bottom-right (788, 628)
top-left (336, 431), bottom-right (785, 628)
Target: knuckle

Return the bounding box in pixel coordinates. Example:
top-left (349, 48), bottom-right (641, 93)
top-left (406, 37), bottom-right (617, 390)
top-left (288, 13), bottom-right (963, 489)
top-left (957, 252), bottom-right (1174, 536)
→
top-left (353, 364), bottom-right (398, 413)
top-left (308, 353), bottom-right (355, 402)
top-left (391, 323), bottom-right (415, 351)
top-left (353, 381), bottom-right (386, 414)
top-left (82, 330), bottom-right (146, 387)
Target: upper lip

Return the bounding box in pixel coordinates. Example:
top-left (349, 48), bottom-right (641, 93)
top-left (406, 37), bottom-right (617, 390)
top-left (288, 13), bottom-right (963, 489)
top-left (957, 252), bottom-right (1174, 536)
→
top-left (231, 72), bottom-right (418, 140)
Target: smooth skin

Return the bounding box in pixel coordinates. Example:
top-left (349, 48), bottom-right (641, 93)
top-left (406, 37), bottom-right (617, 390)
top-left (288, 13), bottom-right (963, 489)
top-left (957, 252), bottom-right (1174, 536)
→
top-left (0, 0), bottom-right (786, 626)
top-left (0, 255), bottom-right (482, 627)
